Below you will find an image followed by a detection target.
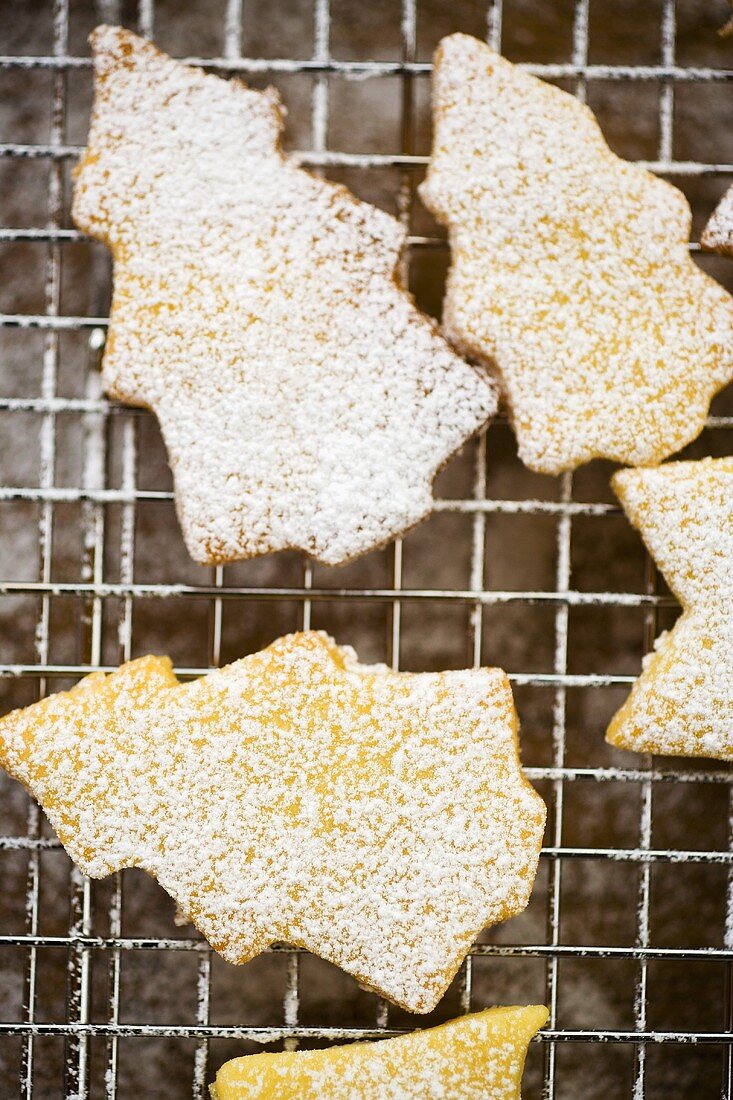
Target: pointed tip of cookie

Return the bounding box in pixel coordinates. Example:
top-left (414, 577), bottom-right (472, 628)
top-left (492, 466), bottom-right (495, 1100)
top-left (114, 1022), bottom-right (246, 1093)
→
top-left (433, 32), bottom-right (502, 76)
top-left (89, 23), bottom-right (136, 53)
top-left (88, 24), bottom-right (157, 77)
top-left (610, 464), bottom-right (638, 497)
top-left (435, 32), bottom-right (495, 58)
top-left (612, 456), bottom-right (733, 502)
top-left (700, 185), bottom-right (733, 257)
top-left (610, 464), bottom-right (668, 517)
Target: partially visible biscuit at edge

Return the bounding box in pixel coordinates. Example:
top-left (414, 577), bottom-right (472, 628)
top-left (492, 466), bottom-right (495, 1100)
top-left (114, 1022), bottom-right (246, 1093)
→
top-left (606, 458), bottom-right (733, 761)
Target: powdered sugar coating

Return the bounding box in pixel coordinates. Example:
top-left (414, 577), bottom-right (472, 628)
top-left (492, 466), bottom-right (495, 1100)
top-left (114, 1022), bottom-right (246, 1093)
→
top-left (607, 458), bottom-right (733, 761)
top-left (0, 631), bottom-right (545, 1013)
top-left (419, 34), bottom-right (733, 475)
top-left (212, 1005), bottom-right (548, 1099)
top-left (72, 27), bottom-right (497, 566)
top-left (702, 185), bottom-right (733, 258)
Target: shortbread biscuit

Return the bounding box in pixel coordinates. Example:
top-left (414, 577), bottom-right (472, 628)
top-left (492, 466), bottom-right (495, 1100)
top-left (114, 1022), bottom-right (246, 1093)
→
top-left (72, 27), bottom-right (497, 567)
top-left (607, 458), bottom-right (733, 760)
top-left (0, 631), bottom-right (545, 1013)
top-left (419, 33), bottom-right (733, 474)
top-left (702, 185), bottom-right (733, 257)
top-left (211, 1004), bottom-right (548, 1099)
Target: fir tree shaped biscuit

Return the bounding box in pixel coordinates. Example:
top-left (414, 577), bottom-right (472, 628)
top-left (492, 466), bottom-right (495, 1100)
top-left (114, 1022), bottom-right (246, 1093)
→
top-left (0, 632), bottom-right (546, 1013)
top-left (420, 34), bottom-right (733, 475)
top-left (73, 27), bottom-right (497, 566)
top-left (212, 1005), bottom-right (548, 1099)
top-left (607, 458), bottom-right (733, 761)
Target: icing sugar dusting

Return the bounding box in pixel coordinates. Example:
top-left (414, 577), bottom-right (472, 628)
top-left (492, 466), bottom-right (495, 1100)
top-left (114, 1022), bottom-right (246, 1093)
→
top-left (72, 26), bottom-right (497, 567)
top-left (211, 1005), bottom-right (549, 1099)
top-left (419, 33), bottom-right (733, 475)
top-left (0, 631), bottom-right (546, 1014)
top-left (701, 185), bottom-right (733, 258)
top-left (607, 457), bottom-right (733, 761)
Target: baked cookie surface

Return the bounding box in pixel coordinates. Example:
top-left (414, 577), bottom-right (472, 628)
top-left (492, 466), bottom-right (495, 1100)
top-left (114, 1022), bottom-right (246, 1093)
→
top-left (0, 631), bottom-right (545, 1013)
top-left (419, 33), bottom-right (733, 475)
top-left (607, 458), bottom-right (733, 761)
top-left (73, 26), bottom-right (497, 566)
top-left (702, 185), bottom-right (733, 258)
top-left (211, 1005), bottom-right (548, 1099)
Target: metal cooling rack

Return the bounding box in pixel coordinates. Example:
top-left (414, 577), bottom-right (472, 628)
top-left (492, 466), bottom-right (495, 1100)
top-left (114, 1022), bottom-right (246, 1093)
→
top-left (0, 0), bottom-right (732, 1096)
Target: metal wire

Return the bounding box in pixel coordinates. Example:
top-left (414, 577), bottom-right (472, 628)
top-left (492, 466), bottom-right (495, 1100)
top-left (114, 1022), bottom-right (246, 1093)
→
top-left (0, 0), bottom-right (732, 1096)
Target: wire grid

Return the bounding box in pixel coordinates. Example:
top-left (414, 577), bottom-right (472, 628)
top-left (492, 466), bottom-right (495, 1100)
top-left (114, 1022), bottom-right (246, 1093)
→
top-left (0, 0), bottom-right (733, 1096)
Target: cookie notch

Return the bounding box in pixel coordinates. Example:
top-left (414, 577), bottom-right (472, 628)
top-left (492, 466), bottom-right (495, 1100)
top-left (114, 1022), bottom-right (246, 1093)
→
top-left (419, 33), bottom-right (733, 475)
top-left (0, 631), bottom-right (546, 1013)
top-left (73, 26), bottom-right (497, 567)
top-left (607, 458), bottom-right (733, 761)
top-left (211, 1005), bottom-right (549, 1099)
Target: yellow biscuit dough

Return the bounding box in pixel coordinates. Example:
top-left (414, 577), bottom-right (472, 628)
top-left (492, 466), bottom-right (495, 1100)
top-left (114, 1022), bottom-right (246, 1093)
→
top-left (419, 33), bottom-right (733, 474)
top-left (72, 27), bottom-right (497, 567)
top-left (211, 1005), bottom-right (548, 1099)
top-left (0, 632), bottom-right (545, 1013)
top-left (607, 458), bottom-right (733, 760)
